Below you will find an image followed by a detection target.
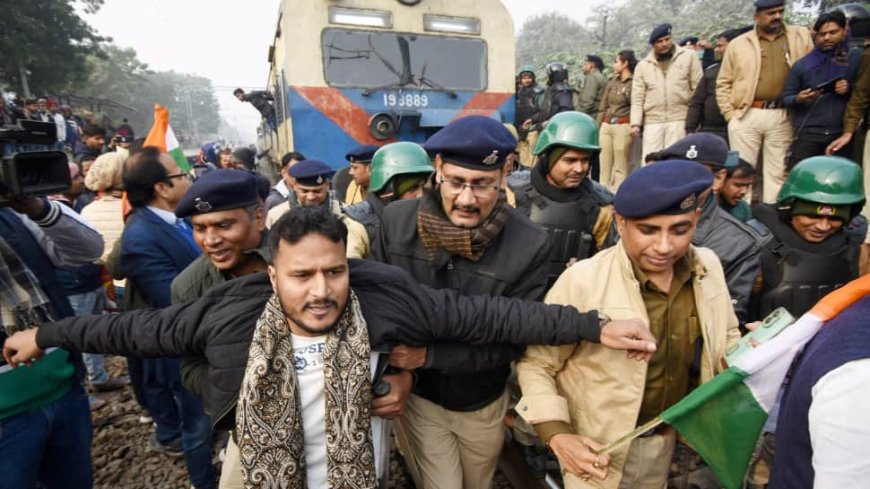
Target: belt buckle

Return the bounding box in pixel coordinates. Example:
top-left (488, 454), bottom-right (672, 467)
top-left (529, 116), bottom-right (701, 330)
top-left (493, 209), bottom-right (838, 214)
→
top-left (610, 116), bottom-right (618, 124)
top-left (762, 101), bottom-right (777, 109)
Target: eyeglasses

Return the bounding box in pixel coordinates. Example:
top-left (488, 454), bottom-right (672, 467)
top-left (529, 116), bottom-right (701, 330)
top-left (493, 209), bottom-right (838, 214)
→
top-left (164, 172), bottom-right (193, 183)
top-left (438, 177), bottom-right (500, 197)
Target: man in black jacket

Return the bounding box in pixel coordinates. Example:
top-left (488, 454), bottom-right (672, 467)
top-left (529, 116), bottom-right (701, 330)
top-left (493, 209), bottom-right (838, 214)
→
top-left (372, 115), bottom-right (553, 488)
top-left (510, 111), bottom-right (614, 288)
top-left (4, 207), bottom-right (654, 488)
top-left (686, 27), bottom-right (751, 143)
top-left (527, 63), bottom-right (574, 132)
top-left (234, 88), bottom-right (276, 133)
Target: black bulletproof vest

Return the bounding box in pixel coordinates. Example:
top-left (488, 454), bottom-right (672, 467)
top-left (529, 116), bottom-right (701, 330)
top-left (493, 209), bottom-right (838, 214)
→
top-left (515, 86), bottom-right (543, 126)
top-left (757, 223), bottom-right (858, 318)
top-left (523, 185), bottom-right (601, 287)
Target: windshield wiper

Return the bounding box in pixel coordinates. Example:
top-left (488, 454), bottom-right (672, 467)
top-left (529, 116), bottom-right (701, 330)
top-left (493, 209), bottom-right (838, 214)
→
top-left (362, 36), bottom-right (413, 97)
top-left (416, 63), bottom-right (457, 99)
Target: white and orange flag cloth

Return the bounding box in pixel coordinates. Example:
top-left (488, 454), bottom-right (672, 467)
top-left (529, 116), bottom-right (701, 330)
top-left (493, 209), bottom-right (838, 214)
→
top-left (144, 104), bottom-right (190, 172)
top-left (122, 105), bottom-right (191, 219)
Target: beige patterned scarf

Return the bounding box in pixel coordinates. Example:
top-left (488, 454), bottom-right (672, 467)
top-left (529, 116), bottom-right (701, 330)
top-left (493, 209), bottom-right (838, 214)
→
top-left (236, 291), bottom-right (376, 489)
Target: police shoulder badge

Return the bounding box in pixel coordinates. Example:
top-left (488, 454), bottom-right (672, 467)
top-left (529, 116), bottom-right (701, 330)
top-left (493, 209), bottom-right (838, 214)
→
top-left (482, 150), bottom-right (499, 165)
top-left (686, 145), bottom-right (698, 160)
top-left (194, 197), bottom-right (213, 213)
top-left (680, 193), bottom-right (697, 210)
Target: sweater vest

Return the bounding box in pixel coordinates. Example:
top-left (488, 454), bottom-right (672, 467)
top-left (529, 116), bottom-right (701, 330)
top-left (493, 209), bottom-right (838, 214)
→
top-left (769, 295), bottom-right (870, 489)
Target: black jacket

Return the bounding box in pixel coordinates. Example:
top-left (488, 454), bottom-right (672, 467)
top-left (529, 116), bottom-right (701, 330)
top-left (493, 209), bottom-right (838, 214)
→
top-left (532, 83), bottom-right (574, 125)
top-left (372, 198), bottom-right (551, 410)
top-left (36, 259), bottom-right (599, 430)
top-left (244, 91), bottom-right (274, 118)
top-left (693, 196), bottom-right (762, 323)
top-left (686, 62), bottom-right (727, 134)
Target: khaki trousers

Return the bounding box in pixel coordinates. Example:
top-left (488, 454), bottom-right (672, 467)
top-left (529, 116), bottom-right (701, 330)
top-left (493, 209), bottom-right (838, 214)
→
top-left (641, 121), bottom-right (686, 163)
top-left (599, 123), bottom-right (632, 192)
top-left (728, 108), bottom-right (792, 203)
top-left (562, 428), bottom-right (676, 489)
top-left (518, 130), bottom-right (539, 168)
top-left (219, 435), bottom-right (244, 489)
top-left (397, 393), bottom-right (508, 489)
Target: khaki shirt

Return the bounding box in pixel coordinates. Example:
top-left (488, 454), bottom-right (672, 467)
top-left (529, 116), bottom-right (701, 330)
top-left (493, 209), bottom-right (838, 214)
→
top-left (266, 198), bottom-right (369, 259)
top-left (516, 243), bottom-right (740, 488)
top-left (633, 254), bottom-right (699, 425)
top-left (597, 76), bottom-right (633, 123)
top-left (755, 29), bottom-right (791, 101)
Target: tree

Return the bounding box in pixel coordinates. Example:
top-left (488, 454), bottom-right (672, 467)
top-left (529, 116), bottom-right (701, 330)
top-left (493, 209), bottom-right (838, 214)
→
top-left (516, 13), bottom-right (592, 70)
top-left (517, 0), bottom-right (815, 80)
top-left (68, 44), bottom-right (220, 145)
top-left (800, 0), bottom-right (859, 12)
top-left (0, 0), bottom-right (104, 96)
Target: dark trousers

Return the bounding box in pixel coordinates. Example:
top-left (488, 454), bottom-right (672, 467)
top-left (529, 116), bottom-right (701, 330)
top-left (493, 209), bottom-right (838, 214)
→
top-left (143, 357), bottom-right (216, 489)
top-left (786, 132), bottom-right (853, 170)
top-left (0, 385), bottom-right (93, 489)
top-left (700, 128), bottom-right (729, 147)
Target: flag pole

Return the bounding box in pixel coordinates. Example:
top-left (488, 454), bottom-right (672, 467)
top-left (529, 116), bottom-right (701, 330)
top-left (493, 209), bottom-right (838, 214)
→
top-left (594, 417), bottom-right (665, 455)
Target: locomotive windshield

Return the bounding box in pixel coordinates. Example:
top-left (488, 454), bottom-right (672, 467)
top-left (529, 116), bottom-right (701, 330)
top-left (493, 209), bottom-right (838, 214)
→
top-left (321, 28), bottom-right (487, 91)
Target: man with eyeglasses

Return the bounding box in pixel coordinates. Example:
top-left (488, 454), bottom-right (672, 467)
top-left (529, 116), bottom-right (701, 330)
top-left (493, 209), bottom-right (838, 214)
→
top-left (510, 111), bottom-right (614, 288)
top-left (371, 115), bottom-right (555, 488)
top-left (119, 146), bottom-right (217, 489)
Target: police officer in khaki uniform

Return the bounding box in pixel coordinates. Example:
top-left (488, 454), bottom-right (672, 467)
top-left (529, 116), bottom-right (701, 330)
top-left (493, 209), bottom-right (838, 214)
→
top-left (517, 160), bottom-right (741, 489)
top-left (716, 0), bottom-right (813, 202)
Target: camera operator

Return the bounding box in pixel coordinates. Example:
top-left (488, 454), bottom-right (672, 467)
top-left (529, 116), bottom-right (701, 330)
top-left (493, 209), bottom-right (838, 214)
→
top-left (0, 195), bottom-right (103, 488)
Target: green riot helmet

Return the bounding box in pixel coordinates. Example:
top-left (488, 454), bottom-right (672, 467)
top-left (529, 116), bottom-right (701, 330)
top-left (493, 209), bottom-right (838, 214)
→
top-left (369, 141), bottom-right (434, 193)
top-left (532, 111), bottom-right (601, 156)
top-left (777, 156), bottom-right (865, 215)
top-left (517, 65), bottom-right (537, 77)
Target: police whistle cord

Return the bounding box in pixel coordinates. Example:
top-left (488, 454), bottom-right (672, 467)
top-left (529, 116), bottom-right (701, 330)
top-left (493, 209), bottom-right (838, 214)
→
top-left (594, 416), bottom-right (665, 455)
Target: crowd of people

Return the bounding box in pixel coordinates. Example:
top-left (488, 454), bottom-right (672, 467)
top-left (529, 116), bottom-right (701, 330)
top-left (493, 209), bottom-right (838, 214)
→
top-left (0, 1), bottom-right (868, 489)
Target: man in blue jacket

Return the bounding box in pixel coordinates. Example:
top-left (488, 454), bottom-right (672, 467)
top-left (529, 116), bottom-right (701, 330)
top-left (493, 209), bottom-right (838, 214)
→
top-left (782, 10), bottom-right (859, 165)
top-left (120, 146), bottom-right (217, 489)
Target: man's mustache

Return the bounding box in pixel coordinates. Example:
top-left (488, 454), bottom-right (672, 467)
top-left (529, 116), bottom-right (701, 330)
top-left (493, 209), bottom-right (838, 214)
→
top-left (304, 300), bottom-right (338, 310)
top-left (454, 205), bottom-right (480, 214)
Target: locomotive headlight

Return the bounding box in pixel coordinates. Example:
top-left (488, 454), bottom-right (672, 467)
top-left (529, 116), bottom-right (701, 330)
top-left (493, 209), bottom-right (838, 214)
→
top-left (328, 7), bottom-right (393, 28)
top-left (423, 15), bottom-right (480, 35)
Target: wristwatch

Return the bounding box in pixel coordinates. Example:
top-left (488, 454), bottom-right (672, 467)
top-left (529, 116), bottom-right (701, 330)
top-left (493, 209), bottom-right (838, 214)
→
top-left (599, 312), bottom-right (611, 330)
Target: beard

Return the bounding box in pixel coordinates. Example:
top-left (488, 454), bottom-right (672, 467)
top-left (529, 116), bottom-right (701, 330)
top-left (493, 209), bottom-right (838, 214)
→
top-left (277, 294), bottom-right (344, 336)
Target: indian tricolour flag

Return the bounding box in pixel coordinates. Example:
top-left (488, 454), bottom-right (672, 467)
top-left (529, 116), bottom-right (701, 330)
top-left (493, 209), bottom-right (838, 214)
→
top-left (657, 274), bottom-right (870, 489)
top-left (144, 104), bottom-right (190, 172)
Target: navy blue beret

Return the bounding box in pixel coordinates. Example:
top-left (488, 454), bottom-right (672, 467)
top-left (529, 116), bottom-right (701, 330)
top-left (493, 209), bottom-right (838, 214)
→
top-left (755, 0), bottom-right (784, 10)
top-left (424, 115), bottom-right (517, 170)
top-left (345, 144), bottom-right (379, 163)
top-left (652, 133), bottom-right (729, 168)
top-left (649, 23), bottom-right (672, 44)
top-left (614, 160), bottom-right (714, 218)
top-left (678, 36), bottom-right (699, 47)
top-left (289, 159), bottom-right (334, 186)
top-left (175, 169), bottom-right (260, 218)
